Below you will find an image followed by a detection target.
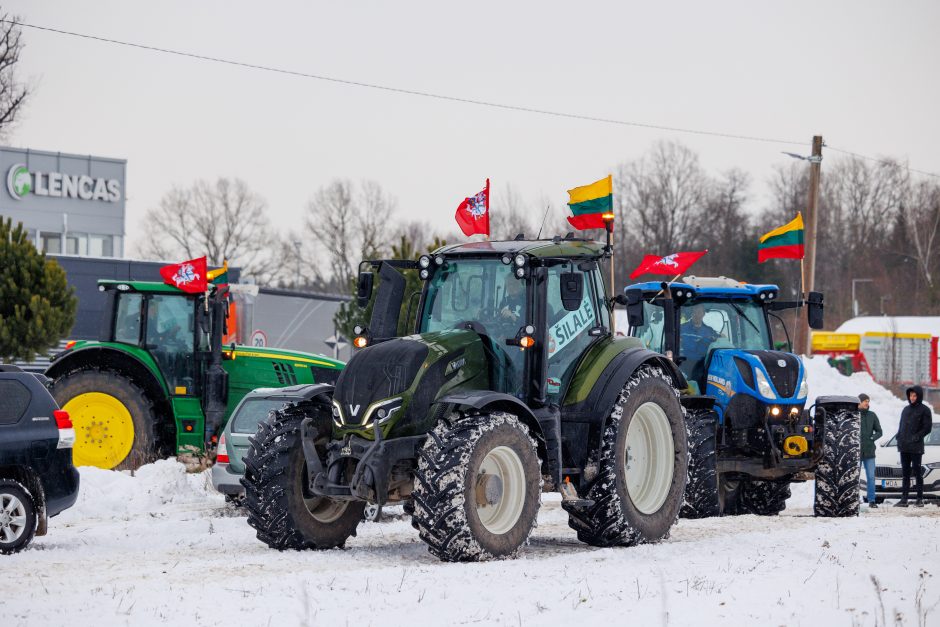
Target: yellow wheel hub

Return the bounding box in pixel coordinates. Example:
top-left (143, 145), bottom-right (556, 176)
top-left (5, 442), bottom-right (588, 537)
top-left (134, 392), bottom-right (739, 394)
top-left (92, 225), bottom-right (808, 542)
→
top-left (64, 392), bottom-right (135, 469)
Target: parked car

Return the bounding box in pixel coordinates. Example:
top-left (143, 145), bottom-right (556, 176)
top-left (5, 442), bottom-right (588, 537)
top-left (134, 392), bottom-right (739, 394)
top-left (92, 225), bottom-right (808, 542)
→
top-left (0, 365), bottom-right (80, 554)
top-left (862, 421), bottom-right (940, 503)
top-left (212, 385), bottom-right (324, 501)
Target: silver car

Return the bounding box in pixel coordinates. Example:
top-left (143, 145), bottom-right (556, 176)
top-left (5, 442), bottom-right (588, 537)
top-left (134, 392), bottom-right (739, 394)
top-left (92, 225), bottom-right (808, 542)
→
top-left (212, 385), bottom-right (324, 501)
top-left (862, 422), bottom-right (940, 503)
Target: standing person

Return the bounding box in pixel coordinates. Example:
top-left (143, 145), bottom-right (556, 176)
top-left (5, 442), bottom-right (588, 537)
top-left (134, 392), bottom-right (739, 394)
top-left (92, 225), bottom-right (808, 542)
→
top-left (858, 393), bottom-right (883, 508)
top-left (893, 385), bottom-right (933, 508)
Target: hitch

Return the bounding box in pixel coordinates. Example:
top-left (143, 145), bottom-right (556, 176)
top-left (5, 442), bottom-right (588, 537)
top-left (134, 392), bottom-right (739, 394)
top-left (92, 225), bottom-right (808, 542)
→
top-left (300, 418), bottom-right (325, 491)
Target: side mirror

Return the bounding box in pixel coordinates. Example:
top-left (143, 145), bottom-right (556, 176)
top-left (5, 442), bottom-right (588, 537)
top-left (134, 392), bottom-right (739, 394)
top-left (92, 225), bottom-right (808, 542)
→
top-left (625, 288), bottom-right (645, 327)
top-left (357, 271), bottom-right (374, 308)
top-left (807, 291), bottom-right (824, 329)
top-left (560, 272), bottom-right (583, 311)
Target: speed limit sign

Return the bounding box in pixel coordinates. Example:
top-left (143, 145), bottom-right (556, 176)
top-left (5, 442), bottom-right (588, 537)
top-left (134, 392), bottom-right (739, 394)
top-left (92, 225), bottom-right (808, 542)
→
top-left (249, 329), bottom-right (267, 347)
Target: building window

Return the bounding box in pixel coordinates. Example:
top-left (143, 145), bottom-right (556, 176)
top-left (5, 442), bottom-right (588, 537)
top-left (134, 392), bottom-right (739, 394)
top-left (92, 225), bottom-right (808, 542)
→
top-left (40, 231), bottom-right (62, 254)
top-left (66, 232), bottom-right (88, 256)
top-left (89, 234), bottom-right (114, 257)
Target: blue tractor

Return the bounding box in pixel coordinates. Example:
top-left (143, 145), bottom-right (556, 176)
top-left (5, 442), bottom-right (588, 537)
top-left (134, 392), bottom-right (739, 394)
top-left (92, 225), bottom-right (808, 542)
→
top-left (624, 276), bottom-right (861, 518)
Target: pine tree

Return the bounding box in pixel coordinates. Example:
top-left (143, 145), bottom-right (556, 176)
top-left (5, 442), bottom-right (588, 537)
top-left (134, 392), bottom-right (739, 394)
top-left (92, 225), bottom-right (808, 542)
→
top-left (0, 217), bottom-right (77, 362)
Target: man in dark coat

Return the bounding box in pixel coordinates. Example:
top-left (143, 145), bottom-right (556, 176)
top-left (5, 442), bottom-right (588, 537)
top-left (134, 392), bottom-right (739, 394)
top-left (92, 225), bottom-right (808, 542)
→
top-left (858, 393), bottom-right (883, 508)
top-left (893, 385), bottom-right (933, 507)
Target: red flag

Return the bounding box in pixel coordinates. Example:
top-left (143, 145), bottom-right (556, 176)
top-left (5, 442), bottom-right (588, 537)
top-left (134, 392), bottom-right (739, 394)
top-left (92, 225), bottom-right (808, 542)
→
top-left (455, 179), bottom-right (490, 237)
top-left (629, 250), bottom-right (707, 279)
top-left (159, 256), bottom-right (208, 293)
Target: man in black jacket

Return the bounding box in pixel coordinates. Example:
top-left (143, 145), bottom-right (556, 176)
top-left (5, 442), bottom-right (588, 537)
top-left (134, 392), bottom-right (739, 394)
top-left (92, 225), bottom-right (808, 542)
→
top-left (894, 385), bottom-right (933, 507)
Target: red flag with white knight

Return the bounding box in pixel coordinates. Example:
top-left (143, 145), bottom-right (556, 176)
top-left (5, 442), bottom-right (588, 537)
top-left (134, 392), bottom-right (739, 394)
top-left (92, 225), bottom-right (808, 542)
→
top-left (160, 256), bottom-right (208, 293)
top-left (455, 179), bottom-right (490, 237)
top-left (629, 250), bottom-right (707, 279)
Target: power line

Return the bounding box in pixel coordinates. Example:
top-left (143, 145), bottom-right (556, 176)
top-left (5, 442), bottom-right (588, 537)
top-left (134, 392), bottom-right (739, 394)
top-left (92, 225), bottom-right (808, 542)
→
top-left (826, 145), bottom-right (940, 180)
top-left (9, 20), bottom-right (940, 181)
top-left (7, 20), bottom-right (806, 147)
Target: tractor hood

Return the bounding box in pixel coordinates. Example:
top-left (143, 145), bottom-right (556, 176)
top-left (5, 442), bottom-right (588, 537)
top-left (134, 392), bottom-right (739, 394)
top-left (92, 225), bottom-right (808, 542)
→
top-left (707, 349), bottom-right (807, 403)
top-left (332, 329), bottom-right (488, 439)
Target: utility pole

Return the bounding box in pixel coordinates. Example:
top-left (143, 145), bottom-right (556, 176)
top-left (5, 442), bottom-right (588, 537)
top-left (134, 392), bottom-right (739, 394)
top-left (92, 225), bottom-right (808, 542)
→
top-left (795, 135), bottom-right (823, 355)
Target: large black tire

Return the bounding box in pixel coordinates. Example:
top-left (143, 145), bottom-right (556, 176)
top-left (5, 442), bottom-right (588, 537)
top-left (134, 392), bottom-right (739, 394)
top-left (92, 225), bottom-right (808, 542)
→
top-left (51, 369), bottom-right (160, 470)
top-left (0, 480), bottom-right (38, 555)
top-left (242, 401), bottom-right (364, 550)
top-left (814, 407), bottom-right (861, 517)
top-left (680, 410), bottom-right (719, 519)
top-left (411, 412), bottom-right (542, 562)
top-left (727, 479), bottom-right (791, 515)
top-left (565, 365), bottom-right (688, 547)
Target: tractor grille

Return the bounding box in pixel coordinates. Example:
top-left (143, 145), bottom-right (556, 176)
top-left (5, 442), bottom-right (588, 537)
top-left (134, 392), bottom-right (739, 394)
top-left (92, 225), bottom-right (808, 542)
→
top-left (272, 361), bottom-right (298, 386)
top-left (333, 338), bottom-right (428, 426)
top-left (745, 350), bottom-right (800, 397)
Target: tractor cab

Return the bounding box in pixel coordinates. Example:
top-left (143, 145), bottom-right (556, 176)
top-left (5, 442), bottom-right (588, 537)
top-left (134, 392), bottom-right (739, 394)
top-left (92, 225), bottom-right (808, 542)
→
top-left (625, 276), bottom-right (823, 424)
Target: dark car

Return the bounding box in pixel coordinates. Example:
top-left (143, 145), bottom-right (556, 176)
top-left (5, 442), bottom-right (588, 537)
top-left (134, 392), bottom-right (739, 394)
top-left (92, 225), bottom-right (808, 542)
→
top-left (0, 365), bottom-right (80, 554)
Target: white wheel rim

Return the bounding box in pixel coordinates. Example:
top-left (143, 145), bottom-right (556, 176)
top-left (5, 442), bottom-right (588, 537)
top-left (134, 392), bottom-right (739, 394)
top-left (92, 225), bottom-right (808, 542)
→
top-left (476, 445), bottom-right (527, 534)
top-left (0, 493), bottom-right (28, 544)
top-left (625, 402), bottom-right (675, 514)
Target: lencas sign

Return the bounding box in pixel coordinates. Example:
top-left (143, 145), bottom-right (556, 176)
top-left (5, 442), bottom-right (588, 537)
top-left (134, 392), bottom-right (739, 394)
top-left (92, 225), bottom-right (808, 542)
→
top-left (6, 163), bottom-right (121, 202)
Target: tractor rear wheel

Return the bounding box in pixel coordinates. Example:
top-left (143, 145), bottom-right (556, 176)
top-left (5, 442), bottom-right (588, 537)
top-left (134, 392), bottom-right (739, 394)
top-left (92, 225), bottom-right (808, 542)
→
top-left (51, 369), bottom-right (159, 470)
top-left (680, 409), bottom-right (719, 519)
top-left (814, 406), bottom-right (861, 517)
top-left (411, 412), bottom-right (541, 562)
top-left (566, 365), bottom-right (688, 547)
top-left (243, 401), bottom-right (364, 550)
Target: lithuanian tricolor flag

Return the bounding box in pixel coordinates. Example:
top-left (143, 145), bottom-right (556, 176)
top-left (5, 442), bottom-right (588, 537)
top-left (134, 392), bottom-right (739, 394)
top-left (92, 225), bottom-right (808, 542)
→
top-left (567, 175), bottom-right (613, 230)
top-left (758, 213), bottom-right (804, 263)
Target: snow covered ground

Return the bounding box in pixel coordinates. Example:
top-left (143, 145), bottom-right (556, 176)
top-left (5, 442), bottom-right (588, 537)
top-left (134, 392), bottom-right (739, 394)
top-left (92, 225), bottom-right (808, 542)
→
top-left (3, 360), bottom-right (938, 626)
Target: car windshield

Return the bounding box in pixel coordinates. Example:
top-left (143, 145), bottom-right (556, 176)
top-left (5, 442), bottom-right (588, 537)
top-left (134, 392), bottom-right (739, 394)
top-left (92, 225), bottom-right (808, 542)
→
top-left (231, 398), bottom-right (292, 433)
top-left (885, 423), bottom-right (940, 447)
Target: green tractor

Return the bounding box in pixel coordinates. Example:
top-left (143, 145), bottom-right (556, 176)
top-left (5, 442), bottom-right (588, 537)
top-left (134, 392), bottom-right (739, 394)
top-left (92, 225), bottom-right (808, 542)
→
top-left (45, 280), bottom-right (343, 470)
top-left (243, 237), bottom-right (692, 562)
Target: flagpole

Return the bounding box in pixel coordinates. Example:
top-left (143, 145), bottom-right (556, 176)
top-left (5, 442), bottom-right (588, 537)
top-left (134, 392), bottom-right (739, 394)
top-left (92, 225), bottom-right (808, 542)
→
top-left (485, 178), bottom-right (490, 242)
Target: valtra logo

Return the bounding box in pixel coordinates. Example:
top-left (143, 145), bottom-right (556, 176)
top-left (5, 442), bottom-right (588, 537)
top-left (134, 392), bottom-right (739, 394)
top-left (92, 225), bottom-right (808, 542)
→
top-left (7, 163), bottom-right (31, 198)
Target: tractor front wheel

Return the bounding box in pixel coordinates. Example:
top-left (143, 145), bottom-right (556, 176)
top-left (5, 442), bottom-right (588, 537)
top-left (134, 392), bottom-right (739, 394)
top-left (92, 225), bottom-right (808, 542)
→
top-left (51, 369), bottom-right (159, 470)
top-left (411, 412), bottom-right (542, 562)
top-left (242, 401), bottom-right (364, 550)
top-left (566, 365), bottom-right (688, 547)
top-left (814, 406), bottom-right (861, 517)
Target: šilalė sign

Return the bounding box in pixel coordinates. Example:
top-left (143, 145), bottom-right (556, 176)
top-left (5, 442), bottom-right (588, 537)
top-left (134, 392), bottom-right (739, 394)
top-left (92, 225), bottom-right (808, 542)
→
top-left (6, 162), bottom-right (122, 203)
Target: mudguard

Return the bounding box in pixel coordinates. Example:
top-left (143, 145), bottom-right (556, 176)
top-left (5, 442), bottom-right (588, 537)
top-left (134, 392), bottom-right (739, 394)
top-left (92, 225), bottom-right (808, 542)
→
top-left (46, 346), bottom-right (169, 406)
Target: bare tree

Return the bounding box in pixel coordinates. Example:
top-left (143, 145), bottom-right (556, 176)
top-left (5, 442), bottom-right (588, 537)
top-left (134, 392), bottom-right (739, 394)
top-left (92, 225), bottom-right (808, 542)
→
top-left (303, 179), bottom-right (398, 289)
top-left (616, 140), bottom-right (709, 254)
top-left (489, 184), bottom-right (533, 239)
top-left (901, 179), bottom-right (940, 288)
top-left (140, 178), bottom-right (278, 282)
top-left (0, 14), bottom-right (28, 138)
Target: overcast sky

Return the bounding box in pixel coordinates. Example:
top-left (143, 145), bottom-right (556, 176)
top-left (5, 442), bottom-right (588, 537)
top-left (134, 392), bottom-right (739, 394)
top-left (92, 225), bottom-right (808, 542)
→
top-left (6, 1), bottom-right (939, 255)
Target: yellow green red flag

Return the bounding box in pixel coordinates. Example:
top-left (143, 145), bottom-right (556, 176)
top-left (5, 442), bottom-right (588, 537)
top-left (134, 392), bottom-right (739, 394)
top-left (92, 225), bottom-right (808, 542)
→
top-left (567, 175), bottom-right (613, 230)
top-left (758, 213), bottom-right (804, 263)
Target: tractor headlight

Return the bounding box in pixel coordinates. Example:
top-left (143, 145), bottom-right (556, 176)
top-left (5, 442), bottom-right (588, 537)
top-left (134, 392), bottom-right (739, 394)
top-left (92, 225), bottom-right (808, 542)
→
top-left (797, 376), bottom-right (809, 400)
top-left (418, 255), bottom-right (431, 269)
top-left (754, 368), bottom-right (775, 398)
top-left (331, 400), bottom-right (345, 427)
top-left (514, 254), bottom-right (526, 267)
top-left (361, 397), bottom-right (403, 427)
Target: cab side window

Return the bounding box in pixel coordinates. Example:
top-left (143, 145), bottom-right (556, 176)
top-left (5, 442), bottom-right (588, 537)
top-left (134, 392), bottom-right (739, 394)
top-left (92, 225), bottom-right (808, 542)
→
top-left (114, 293), bottom-right (143, 344)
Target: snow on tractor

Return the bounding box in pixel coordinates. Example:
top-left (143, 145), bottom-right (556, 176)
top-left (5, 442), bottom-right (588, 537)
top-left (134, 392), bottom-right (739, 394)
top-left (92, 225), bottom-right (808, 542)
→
top-left (624, 276), bottom-right (861, 518)
top-left (242, 236), bottom-right (692, 562)
top-left (45, 280), bottom-right (343, 470)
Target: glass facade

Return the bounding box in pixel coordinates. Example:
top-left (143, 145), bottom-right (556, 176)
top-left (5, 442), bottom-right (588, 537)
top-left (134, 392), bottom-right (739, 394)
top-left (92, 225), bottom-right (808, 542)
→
top-left (34, 230), bottom-right (122, 257)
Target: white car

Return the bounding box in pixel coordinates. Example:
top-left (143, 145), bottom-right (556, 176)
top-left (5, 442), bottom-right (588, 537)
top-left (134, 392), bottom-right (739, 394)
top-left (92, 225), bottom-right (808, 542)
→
top-left (861, 422), bottom-right (940, 503)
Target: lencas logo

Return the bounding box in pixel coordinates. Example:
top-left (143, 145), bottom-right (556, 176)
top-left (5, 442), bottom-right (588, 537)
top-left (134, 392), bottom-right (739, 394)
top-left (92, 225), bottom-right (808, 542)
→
top-left (5, 163), bottom-right (121, 202)
top-left (7, 163), bottom-right (30, 198)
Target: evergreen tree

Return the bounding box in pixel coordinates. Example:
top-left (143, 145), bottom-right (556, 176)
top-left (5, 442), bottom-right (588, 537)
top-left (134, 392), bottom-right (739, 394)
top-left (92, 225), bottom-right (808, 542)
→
top-left (0, 217), bottom-right (77, 361)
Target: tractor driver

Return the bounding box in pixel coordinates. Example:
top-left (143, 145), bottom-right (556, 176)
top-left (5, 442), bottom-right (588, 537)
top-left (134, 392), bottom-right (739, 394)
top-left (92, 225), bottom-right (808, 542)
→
top-left (680, 303), bottom-right (719, 384)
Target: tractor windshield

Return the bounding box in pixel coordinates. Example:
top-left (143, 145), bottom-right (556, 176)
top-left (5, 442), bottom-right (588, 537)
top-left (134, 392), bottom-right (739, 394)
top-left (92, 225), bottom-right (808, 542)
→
top-left (418, 257), bottom-right (527, 397)
top-left (633, 298), bottom-right (771, 386)
top-left (419, 258), bottom-right (526, 338)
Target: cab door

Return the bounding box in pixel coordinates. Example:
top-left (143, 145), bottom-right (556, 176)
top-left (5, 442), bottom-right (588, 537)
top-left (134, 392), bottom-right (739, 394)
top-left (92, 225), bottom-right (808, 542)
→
top-left (143, 294), bottom-right (199, 396)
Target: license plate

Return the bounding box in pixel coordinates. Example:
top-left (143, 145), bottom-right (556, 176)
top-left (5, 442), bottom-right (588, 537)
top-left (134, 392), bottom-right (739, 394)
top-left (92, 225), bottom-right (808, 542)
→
top-left (881, 479), bottom-right (901, 488)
